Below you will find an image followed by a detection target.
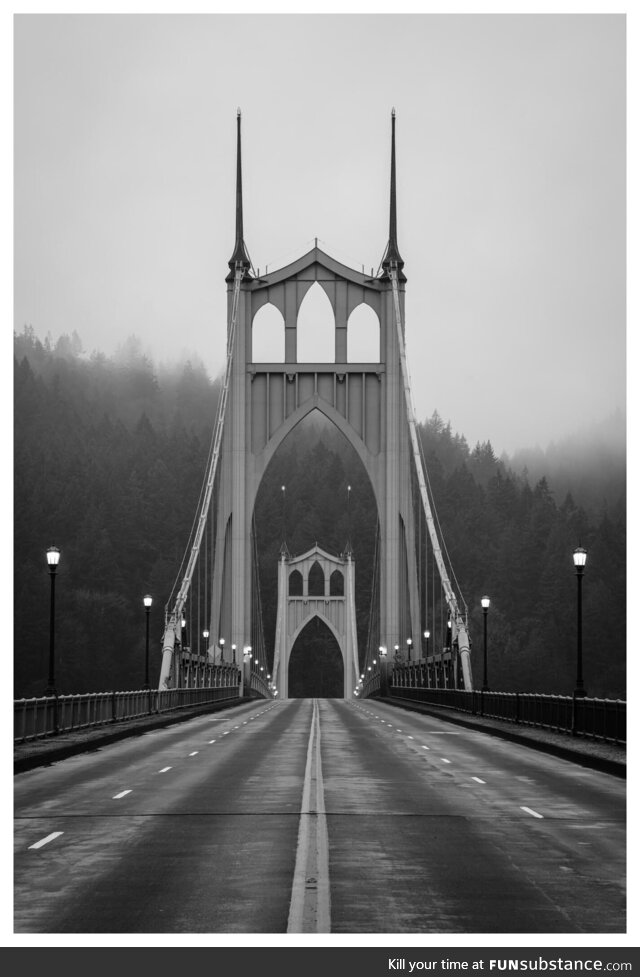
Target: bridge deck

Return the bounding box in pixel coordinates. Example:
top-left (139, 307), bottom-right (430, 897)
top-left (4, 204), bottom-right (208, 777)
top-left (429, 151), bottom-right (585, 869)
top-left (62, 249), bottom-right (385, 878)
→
top-left (14, 698), bottom-right (625, 934)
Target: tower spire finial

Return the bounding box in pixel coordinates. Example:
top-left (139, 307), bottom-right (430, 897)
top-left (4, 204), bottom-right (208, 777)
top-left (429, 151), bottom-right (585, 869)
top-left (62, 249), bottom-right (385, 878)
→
top-left (228, 108), bottom-right (252, 277)
top-left (381, 108), bottom-right (405, 280)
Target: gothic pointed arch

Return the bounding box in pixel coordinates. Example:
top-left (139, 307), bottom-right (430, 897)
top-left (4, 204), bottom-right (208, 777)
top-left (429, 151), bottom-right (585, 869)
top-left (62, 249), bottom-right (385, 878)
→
top-left (296, 281), bottom-right (335, 363)
top-left (252, 303), bottom-right (285, 362)
top-left (289, 569), bottom-right (303, 596)
top-left (308, 561), bottom-right (325, 597)
top-left (347, 303), bottom-right (381, 363)
top-left (330, 569), bottom-right (344, 596)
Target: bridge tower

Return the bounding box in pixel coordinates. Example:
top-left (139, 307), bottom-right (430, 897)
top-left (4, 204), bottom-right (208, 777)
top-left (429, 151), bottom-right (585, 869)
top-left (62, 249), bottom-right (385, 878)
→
top-left (273, 545), bottom-right (359, 699)
top-left (207, 110), bottom-right (424, 697)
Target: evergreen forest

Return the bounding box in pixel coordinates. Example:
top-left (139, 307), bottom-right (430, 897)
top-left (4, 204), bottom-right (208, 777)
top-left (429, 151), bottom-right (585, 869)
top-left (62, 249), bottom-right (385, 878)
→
top-left (13, 327), bottom-right (626, 701)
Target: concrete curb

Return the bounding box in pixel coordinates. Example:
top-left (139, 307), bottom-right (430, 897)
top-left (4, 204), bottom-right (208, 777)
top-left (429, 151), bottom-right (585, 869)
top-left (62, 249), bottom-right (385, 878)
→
top-left (381, 695), bottom-right (626, 779)
top-left (14, 697), bottom-right (245, 774)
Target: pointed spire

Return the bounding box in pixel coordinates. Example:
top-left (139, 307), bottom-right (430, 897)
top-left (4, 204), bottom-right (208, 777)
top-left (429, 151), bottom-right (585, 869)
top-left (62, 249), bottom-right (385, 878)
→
top-left (228, 109), bottom-right (252, 277)
top-left (381, 108), bottom-right (406, 280)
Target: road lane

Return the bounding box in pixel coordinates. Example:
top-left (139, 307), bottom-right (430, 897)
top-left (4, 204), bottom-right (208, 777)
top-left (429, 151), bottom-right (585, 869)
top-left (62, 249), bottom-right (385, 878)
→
top-left (14, 697), bottom-right (625, 934)
top-left (14, 699), bottom-right (311, 933)
top-left (324, 700), bottom-right (625, 933)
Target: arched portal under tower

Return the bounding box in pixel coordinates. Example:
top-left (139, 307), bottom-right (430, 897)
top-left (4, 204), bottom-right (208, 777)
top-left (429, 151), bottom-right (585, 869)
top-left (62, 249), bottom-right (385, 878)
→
top-left (273, 545), bottom-right (358, 699)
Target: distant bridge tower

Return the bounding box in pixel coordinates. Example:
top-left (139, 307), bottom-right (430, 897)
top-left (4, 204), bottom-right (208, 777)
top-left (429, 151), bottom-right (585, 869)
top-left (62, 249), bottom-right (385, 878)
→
top-left (208, 110), bottom-right (426, 695)
top-left (273, 545), bottom-right (359, 699)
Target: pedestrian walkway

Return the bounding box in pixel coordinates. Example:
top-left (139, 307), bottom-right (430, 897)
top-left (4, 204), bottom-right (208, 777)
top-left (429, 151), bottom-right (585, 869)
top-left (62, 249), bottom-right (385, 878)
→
top-left (14, 693), bottom-right (625, 778)
top-left (384, 693), bottom-right (626, 777)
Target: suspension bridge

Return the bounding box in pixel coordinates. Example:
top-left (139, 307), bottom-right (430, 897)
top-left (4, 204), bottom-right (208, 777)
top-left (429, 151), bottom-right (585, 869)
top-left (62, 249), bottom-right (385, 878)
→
top-left (157, 108), bottom-right (471, 702)
top-left (13, 112), bottom-right (626, 936)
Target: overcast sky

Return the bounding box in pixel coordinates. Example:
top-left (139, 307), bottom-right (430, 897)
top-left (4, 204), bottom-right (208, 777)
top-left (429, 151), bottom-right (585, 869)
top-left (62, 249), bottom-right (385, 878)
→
top-left (13, 13), bottom-right (626, 456)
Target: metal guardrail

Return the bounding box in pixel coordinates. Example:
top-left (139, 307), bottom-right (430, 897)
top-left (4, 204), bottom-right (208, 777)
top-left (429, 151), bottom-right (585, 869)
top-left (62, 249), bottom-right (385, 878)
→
top-left (383, 684), bottom-right (626, 745)
top-left (14, 676), bottom-right (243, 743)
top-left (246, 668), bottom-right (272, 699)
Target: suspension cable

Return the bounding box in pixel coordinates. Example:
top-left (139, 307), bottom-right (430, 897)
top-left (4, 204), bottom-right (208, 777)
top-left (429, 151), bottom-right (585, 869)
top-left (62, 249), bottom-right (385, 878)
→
top-left (388, 264), bottom-right (468, 632)
top-left (164, 265), bottom-right (245, 629)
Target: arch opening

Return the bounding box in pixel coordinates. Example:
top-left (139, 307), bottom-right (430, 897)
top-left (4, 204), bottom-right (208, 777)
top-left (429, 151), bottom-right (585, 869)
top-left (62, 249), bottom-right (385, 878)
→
top-left (289, 569), bottom-right (303, 597)
top-left (297, 282), bottom-right (335, 363)
top-left (347, 303), bottom-right (380, 363)
top-left (253, 408), bottom-right (379, 682)
top-left (308, 561), bottom-right (325, 597)
top-left (288, 616), bottom-right (344, 697)
top-left (252, 303), bottom-right (285, 363)
top-left (330, 569), bottom-right (344, 596)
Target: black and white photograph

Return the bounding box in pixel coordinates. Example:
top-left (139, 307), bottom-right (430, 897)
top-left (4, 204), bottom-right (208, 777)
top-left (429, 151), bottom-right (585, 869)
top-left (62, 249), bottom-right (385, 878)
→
top-left (9, 9), bottom-right (631, 955)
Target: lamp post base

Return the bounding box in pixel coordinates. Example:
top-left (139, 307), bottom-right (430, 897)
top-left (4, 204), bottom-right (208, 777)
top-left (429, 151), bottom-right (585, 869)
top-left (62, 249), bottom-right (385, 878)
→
top-left (574, 686), bottom-right (587, 698)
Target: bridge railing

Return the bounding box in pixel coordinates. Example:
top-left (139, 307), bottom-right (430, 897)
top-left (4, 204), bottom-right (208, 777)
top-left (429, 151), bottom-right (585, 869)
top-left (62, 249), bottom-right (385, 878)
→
top-left (245, 667), bottom-right (272, 700)
top-left (15, 673), bottom-right (242, 743)
top-left (379, 681), bottom-right (625, 745)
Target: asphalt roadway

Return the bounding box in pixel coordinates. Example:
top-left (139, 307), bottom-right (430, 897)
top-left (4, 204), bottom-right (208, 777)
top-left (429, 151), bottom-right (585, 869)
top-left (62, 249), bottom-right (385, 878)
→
top-left (14, 697), bottom-right (625, 935)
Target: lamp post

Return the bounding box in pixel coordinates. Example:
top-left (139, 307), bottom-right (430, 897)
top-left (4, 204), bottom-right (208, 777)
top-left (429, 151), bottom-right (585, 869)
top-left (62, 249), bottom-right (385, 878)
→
top-left (573, 547), bottom-right (587, 697)
top-left (481, 596), bottom-right (490, 692)
top-left (45, 546), bottom-right (60, 697)
top-left (202, 630), bottom-right (210, 688)
top-left (406, 637), bottom-right (413, 661)
top-left (243, 647), bottom-right (252, 697)
top-left (143, 595), bottom-right (152, 690)
top-left (180, 615), bottom-right (187, 649)
top-left (219, 637), bottom-right (225, 663)
top-left (232, 643), bottom-right (237, 665)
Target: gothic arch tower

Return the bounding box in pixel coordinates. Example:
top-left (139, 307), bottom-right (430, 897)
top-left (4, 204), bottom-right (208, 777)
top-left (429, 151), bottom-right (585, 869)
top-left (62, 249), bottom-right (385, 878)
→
top-left (209, 110), bottom-right (422, 695)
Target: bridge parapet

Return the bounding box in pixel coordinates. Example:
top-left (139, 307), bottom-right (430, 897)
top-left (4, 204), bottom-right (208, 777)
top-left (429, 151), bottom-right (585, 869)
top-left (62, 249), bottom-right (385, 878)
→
top-left (15, 681), bottom-right (243, 743)
top-left (363, 677), bottom-right (625, 745)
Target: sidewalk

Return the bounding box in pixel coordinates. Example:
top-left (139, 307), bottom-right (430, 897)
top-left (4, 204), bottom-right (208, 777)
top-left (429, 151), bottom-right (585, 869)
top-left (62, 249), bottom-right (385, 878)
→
top-left (14, 694), bottom-right (626, 778)
top-left (14, 697), bottom-right (244, 774)
top-left (383, 694), bottom-right (626, 778)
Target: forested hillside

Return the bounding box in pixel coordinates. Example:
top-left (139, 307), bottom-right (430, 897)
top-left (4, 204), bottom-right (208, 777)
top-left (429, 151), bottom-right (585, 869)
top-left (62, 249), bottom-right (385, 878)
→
top-left (13, 328), bottom-right (626, 699)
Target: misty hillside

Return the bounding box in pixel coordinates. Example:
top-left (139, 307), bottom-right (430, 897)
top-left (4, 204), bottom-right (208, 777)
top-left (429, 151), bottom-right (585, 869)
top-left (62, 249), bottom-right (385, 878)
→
top-left (14, 328), bottom-right (626, 699)
top-left (505, 410), bottom-right (626, 516)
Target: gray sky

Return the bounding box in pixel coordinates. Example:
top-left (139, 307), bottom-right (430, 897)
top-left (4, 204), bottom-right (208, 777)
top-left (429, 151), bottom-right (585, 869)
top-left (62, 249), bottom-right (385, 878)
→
top-left (13, 13), bottom-right (626, 456)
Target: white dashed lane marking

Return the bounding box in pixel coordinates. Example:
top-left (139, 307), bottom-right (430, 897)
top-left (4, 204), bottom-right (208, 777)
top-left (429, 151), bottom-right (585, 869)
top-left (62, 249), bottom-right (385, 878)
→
top-left (28, 832), bottom-right (63, 850)
top-left (113, 790), bottom-right (131, 799)
top-left (358, 705), bottom-right (555, 820)
top-left (159, 767), bottom-right (172, 773)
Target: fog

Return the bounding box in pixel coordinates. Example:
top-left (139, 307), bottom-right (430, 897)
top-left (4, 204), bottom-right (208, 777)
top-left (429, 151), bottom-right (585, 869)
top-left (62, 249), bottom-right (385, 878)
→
top-left (13, 13), bottom-right (626, 456)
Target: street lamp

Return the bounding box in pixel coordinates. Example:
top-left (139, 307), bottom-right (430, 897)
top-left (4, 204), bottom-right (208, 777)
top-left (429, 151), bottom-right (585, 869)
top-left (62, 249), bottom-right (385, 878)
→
top-left (232, 643), bottom-right (237, 664)
top-left (45, 546), bottom-right (60, 697)
top-left (219, 637), bottom-right (225, 662)
top-left (481, 596), bottom-right (490, 692)
top-left (406, 637), bottom-right (413, 661)
top-left (423, 630), bottom-right (430, 656)
top-left (143, 594), bottom-right (152, 690)
top-left (573, 547), bottom-right (587, 697)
